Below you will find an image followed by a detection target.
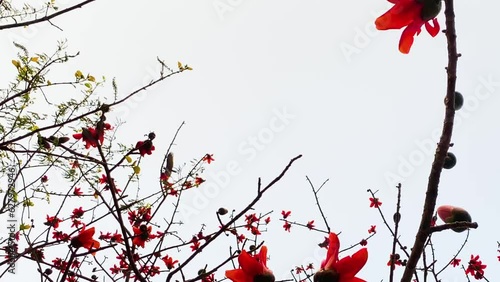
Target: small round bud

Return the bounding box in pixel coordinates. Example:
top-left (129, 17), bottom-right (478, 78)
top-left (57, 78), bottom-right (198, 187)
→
top-left (443, 152), bottom-right (457, 169)
top-left (454, 91), bottom-right (464, 110)
top-left (148, 132), bottom-right (156, 140)
top-left (217, 208), bottom-right (228, 215)
top-left (44, 268), bottom-right (53, 275)
top-left (198, 269), bottom-right (206, 275)
top-left (393, 212), bottom-right (401, 224)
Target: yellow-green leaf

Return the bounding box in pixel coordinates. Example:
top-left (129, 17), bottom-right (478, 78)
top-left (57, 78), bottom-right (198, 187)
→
top-left (20, 223), bottom-right (31, 230)
top-left (133, 166), bottom-right (141, 174)
top-left (125, 155), bottom-right (132, 163)
top-left (30, 57), bottom-right (39, 63)
top-left (87, 75), bottom-right (95, 82)
top-left (12, 60), bottom-right (21, 68)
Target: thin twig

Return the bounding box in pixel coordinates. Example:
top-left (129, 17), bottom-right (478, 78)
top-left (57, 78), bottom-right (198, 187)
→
top-left (305, 176), bottom-right (331, 232)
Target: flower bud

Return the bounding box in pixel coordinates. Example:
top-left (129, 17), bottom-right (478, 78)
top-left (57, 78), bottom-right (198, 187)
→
top-left (437, 205), bottom-right (472, 232)
top-left (454, 91), bottom-right (464, 110)
top-left (420, 0), bottom-right (442, 21)
top-left (443, 152), bottom-right (456, 169)
top-left (217, 207), bottom-right (228, 215)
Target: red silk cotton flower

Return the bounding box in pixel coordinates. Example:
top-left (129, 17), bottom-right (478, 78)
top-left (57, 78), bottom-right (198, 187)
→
top-left (70, 226), bottom-right (100, 255)
top-left (225, 246), bottom-right (275, 282)
top-left (375, 0), bottom-right (441, 53)
top-left (314, 232), bottom-right (368, 282)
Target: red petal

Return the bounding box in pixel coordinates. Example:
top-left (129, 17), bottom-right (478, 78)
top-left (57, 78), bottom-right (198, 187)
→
top-left (335, 248), bottom-right (368, 278)
top-left (324, 233), bottom-right (340, 269)
top-left (258, 246), bottom-right (268, 268)
top-left (425, 18), bottom-right (440, 37)
top-left (225, 269), bottom-right (252, 282)
top-left (399, 21), bottom-right (423, 53)
top-left (238, 250), bottom-right (264, 276)
top-left (375, 0), bottom-right (422, 30)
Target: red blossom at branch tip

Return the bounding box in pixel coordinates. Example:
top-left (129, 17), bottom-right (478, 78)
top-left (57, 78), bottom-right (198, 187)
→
top-left (369, 197), bottom-right (382, 208)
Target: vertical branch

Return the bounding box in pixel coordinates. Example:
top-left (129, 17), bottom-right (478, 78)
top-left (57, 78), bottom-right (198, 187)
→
top-left (400, 0), bottom-right (459, 281)
top-left (389, 184), bottom-right (402, 282)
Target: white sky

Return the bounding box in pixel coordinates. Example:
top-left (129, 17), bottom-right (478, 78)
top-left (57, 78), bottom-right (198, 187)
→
top-left (1, 0), bottom-right (500, 280)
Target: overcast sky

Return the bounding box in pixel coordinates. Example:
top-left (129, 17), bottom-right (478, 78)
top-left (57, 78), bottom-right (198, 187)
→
top-left (2, 0), bottom-right (500, 280)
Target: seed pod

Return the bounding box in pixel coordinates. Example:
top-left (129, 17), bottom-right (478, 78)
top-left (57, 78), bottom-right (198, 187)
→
top-left (165, 152), bottom-right (174, 178)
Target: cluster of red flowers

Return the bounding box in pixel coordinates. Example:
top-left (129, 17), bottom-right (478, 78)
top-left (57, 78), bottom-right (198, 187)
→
top-left (225, 233), bottom-right (368, 282)
top-left (244, 213), bottom-right (269, 236)
top-left (127, 206), bottom-right (160, 248)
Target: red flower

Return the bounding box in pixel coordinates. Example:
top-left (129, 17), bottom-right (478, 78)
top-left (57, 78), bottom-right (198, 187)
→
top-left (368, 225), bottom-right (376, 234)
top-left (190, 240), bottom-right (201, 251)
top-left (265, 217), bottom-right (271, 224)
top-left (73, 187), bottom-right (83, 196)
top-left (44, 215), bottom-right (62, 229)
top-left (136, 140), bottom-right (155, 156)
top-left (202, 273), bottom-right (215, 282)
top-left (237, 234), bottom-right (246, 243)
top-left (375, 0), bottom-right (441, 53)
top-left (466, 255), bottom-right (486, 278)
top-left (281, 210), bottom-right (291, 219)
top-left (132, 225), bottom-right (153, 248)
top-left (99, 174), bottom-right (108, 184)
top-left (71, 226), bottom-right (100, 254)
top-left (71, 207), bottom-right (84, 219)
top-left (450, 258), bottom-right (461, 267)
top-left (369, 197), bottom-right (382, 208)
top-left (162, 255), bottom-right (179, 270)
top-left (73, 127), bottom-right (99, 149)
top-left (387, 254), bottom-right (402, 269)
top-left (225, 246), bottom-right (274, 282)
top-left (194, 177), bottom-right (205, 186)
top-left (203, 154), bottom-right (215, 164)
top-left (53, 231), bottom-right (70, 241)
top-left (250, 226), bottom-right (261, 235)
top-left (314, 232), bottom-right (368, 282)
top-left (283, 221), bottom-right (291, 232)
top-left (41, 175), bottom-right (48, 183)
top-left (306, 220), bottom-right (315, 230)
